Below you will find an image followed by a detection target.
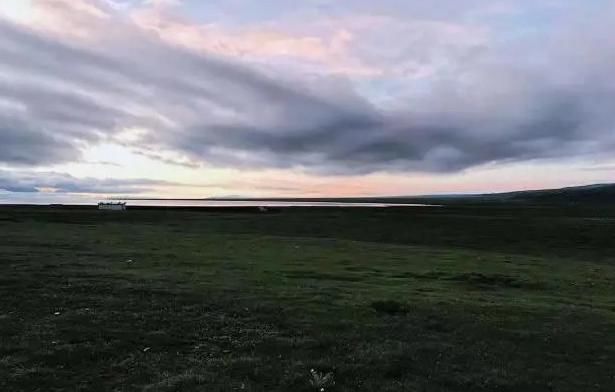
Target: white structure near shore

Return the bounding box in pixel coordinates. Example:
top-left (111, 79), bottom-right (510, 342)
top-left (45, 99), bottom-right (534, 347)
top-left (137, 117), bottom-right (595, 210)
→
top-left (98, 202), bottom-right (126, 211)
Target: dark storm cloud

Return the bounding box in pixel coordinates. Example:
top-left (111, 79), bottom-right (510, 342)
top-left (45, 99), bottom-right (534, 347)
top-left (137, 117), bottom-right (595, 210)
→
top-left (0, 169), bottom-right (302, 195)
top-left (0, 2), bottom-right (614, 174)
top-left (0, 170), bottom-right (179, 194)
top-left (0, 120), bottom-right (80, 165)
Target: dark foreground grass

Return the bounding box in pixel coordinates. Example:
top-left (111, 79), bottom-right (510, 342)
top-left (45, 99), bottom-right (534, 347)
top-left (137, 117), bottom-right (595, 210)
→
top-left (1, 205), bottom-right (615, 391)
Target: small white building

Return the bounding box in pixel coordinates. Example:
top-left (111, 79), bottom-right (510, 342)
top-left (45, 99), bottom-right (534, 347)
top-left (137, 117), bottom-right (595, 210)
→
top-left (98, 202), bottom-right (126, 211)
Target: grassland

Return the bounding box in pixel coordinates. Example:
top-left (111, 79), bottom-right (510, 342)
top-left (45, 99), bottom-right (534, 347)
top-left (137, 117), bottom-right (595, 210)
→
top-left (1, 205), bottom-right (615, 391)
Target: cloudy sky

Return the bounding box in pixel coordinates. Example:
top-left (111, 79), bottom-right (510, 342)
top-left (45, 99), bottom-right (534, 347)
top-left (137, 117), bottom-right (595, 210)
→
top-left (1, 0), bottom-right (614, 202)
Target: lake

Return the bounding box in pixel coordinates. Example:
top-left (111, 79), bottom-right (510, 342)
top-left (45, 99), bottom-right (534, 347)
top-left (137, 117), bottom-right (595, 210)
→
top-left (108, 199), bottom-right (437, 208)
top-left (0, 194), bottom-right (437, 208)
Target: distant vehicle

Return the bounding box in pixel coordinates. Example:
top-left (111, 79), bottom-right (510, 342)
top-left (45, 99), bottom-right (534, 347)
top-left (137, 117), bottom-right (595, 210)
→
top-left (98, 202), bottom-right (126, 211)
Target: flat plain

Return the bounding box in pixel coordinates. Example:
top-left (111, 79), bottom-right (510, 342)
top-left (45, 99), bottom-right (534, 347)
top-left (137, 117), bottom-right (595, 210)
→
top-left (1, 205), bottom-right (614, 391)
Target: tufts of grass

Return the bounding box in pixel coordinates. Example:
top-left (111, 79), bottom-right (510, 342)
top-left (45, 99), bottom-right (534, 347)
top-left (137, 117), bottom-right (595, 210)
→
top-left (143, 371), bottom-right (212, 391)
top-left (1, 205), bottom-right (615, 391)
top-left (446, 272), bottom-right (545, 290)
top-left (309, 368), bottom-right (335, 391)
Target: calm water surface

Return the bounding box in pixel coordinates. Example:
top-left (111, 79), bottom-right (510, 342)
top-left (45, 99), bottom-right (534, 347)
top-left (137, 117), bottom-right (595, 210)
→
top-left (109, 199), bottom-right (436, 208)
top-left (0, 194), bottom-right (437, 208)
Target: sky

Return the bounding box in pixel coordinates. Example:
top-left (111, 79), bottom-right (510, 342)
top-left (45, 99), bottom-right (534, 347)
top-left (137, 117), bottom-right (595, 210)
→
top-left (1, 0), bottom-right (615, 202)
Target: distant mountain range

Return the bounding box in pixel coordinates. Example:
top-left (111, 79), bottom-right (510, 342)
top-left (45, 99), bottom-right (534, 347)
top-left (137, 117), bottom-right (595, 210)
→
top-left (208, 183), bottom-right (615, 205)
top-left (122, 183), bottom-right (615, 205)
top-left (465, 183), bottom-right (615, 204)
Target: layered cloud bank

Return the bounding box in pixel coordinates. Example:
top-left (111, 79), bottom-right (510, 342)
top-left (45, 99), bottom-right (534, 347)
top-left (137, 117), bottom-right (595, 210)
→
top-left (0, 0), bottom-right (614, 196)
top-left (0, 170), bottom-right (177, 194)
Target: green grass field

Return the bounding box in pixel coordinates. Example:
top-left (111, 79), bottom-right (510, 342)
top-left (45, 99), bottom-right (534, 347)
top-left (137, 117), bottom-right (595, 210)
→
top-left (1, 205), bottom-right (615, 391)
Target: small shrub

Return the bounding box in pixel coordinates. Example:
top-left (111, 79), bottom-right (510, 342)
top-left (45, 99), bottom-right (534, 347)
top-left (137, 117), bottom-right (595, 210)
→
top-left (370, 300), bottom-right (408, 315)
